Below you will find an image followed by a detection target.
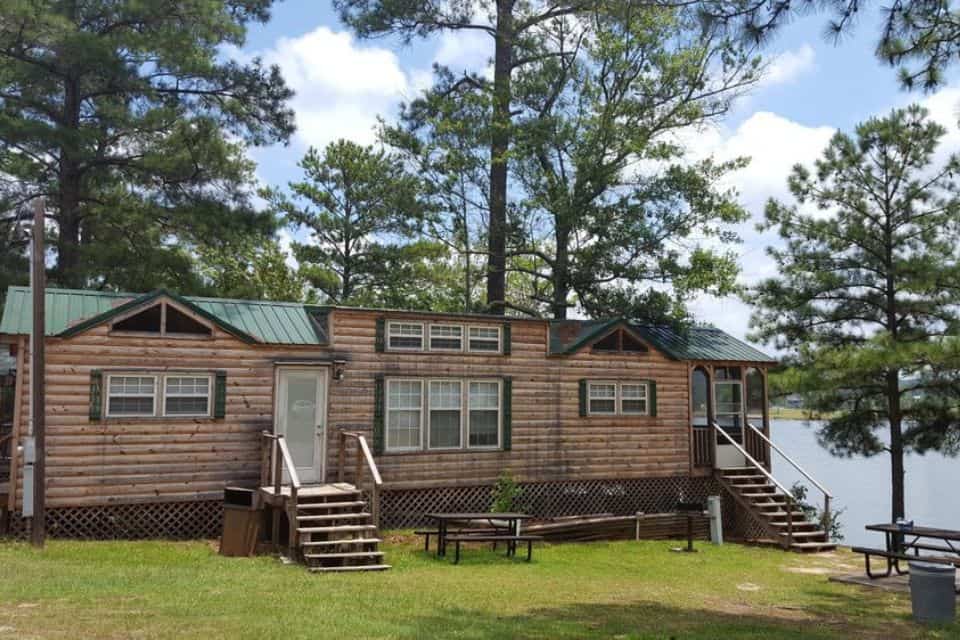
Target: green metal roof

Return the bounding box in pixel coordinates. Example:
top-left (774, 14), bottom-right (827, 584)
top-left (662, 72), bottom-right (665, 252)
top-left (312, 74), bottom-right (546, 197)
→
top-left (0, 287), bottom-right (328, 346)
top-left (549, 319), bottom-right (775, 363)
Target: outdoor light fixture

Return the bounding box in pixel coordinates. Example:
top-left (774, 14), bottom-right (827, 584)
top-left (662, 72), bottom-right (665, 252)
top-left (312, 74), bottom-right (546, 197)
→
top-left (332, 359), bottom-right (347, 380)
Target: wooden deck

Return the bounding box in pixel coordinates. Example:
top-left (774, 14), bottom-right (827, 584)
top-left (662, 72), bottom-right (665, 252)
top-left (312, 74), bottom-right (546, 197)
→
top-left (259, 482), bottom-right (358, 507)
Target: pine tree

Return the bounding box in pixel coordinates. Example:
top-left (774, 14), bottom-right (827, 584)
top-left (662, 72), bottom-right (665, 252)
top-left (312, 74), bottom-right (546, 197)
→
top-left (749, 105), bottom-right (960, 521)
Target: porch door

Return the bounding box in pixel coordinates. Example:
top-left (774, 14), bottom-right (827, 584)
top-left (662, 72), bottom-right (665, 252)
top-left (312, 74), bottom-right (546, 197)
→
top-left (276, 368), bottom-right (327, 484)
top-left (714, 378), bottom-right (747, 468)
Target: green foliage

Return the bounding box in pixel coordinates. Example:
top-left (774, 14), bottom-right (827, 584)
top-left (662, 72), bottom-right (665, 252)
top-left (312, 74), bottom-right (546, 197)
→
top-left (267, 140), bottom-right (461, 309)
top-left (0, 0), bottom-right (294, 291)
top-left (749, 105), bottom-right (960, 519)
top-left (790, 482), bottom-right (845, 542)
top-left (490, 470), bottom-right (523, 512)
top-left (196, 239), bottom-right (309, 303)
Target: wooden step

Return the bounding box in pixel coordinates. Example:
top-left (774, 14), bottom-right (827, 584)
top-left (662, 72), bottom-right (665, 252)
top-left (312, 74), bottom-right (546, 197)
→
top-left (779, 530), bottom-right (829, 539)
top-left (297, 512), bottom-right (371, 522)
top-left (297, 501), bottom-right (366, 510)
top-left (768, 521), bottom-right (819, 531)
top-left (741, 492), bottom-right (787, 500)
top-left (308, 564), bottom-right (391, 573)
top-left (300, 537), bottom-right (382, 547)
top-left (789, 541), bottom-right (837, 552)
top-left (297, 524), bottom-right (377, 535)
top-left (303, 551), bottom-right (384, 560)
top-left (735, 484), bottom-right (775, 492)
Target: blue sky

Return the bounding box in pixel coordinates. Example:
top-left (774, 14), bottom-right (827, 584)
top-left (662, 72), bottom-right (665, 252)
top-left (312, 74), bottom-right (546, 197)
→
top-left (235, 2), bottom-right (960, 345)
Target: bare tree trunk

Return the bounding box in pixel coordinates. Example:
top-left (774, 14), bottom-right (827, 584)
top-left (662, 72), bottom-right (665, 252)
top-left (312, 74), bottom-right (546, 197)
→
top-left (486, 0), bottom-right (514, 315)
top-left (54, 71), bottom-right (83, 289)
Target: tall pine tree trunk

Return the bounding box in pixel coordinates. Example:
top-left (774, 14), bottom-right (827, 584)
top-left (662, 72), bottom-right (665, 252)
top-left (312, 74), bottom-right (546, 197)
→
top-left (887, 370), bottom-right (906, 521)
top-left (55, 69), bottom-right (83, 289)
top-left (486, 0), bottom-right (514, 315)
top-left (551, 223), bottom-right (571, 319)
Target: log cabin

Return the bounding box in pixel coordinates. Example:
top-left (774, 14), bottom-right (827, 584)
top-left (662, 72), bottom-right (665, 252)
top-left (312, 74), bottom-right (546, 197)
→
top-left (0, 286), bottom-right (835, 569)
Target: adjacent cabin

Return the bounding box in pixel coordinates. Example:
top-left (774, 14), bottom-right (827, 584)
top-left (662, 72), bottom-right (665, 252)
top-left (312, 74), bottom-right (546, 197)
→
top-left (0, 286), bottom-right (835, 562)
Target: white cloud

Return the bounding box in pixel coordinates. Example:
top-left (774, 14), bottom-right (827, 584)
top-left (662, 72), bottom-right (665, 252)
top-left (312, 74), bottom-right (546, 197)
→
top-left (236, 26), bottom-right (414, 149)
top-left (761, 44), bottom-right (816, 87)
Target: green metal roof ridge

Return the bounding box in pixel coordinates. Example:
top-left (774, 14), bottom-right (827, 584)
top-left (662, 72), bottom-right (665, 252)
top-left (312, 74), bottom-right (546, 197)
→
top-left (56, 289), bottom-right (261, 344)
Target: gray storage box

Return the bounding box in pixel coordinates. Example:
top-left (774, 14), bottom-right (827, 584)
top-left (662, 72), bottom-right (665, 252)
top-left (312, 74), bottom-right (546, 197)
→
top-left (908, 561), bottom-right (956, 624)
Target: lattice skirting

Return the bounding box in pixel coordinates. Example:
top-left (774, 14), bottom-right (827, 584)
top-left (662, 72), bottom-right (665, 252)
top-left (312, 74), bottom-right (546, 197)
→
top-left (4, 501), bottom-right (223, 540)
top-left (381, 476), bottom-right (734, 530)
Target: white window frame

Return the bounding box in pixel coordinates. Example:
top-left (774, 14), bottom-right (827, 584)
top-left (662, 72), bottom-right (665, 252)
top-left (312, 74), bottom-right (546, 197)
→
top-left (105, 374), bottom-right (159, 418)
top-left (467, 378), bottom-right (502, 449)
top-left (467, 325), bottom-right (502, 354)
top-left (428, 324), bottom-right (464, 352)
top-left (163, 374), bottom-right (214, 418)
top-left (385, 378), bottom-right (424, 452)
top-left (587, 381), bottom-right (618, 416)
top-left (619, 382), bottom-right (649, 416)
top-left (426, 379), bottom-right (464, 450)
top-left (387, 321), bottom-right (425, 351)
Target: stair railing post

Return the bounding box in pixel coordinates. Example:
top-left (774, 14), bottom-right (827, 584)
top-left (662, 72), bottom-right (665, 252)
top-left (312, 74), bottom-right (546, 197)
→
top-left (273, 438), bottom-right (282, 496)
top-left (371, 483), bottom-right (380, 532)
top-left (786, 498), bottom-right (794, 550)
top-left (355, 443), bottom-right (364, 488)
top-left (338, 429), bottom-right (346, 483)
top-left (823, 495), bottom-right (831, 539)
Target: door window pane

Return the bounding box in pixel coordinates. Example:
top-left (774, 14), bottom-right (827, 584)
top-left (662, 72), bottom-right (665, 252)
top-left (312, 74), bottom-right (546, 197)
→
top-left (285, 374), bottom-right (318, 468)
top-left (429, 381), bottom-right (462, 448)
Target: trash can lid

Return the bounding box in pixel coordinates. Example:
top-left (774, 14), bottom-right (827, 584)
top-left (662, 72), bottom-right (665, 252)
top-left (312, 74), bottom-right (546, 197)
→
top-left (908, 560), bottom-right (956, 573)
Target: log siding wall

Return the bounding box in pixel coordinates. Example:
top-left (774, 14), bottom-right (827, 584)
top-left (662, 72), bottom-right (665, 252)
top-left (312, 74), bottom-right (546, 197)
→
top-left (7, 307), bottom-right (695, 509)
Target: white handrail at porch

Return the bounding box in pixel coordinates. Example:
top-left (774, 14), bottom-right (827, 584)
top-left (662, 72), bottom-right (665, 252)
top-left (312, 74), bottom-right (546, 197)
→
top-left (745, 421), bottom-right (832, 523)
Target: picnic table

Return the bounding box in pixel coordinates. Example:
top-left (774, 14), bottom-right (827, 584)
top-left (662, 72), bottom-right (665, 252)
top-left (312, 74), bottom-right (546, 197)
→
top-left (422, 512), bottom-right (538, 563)
top-left (853, 523), bottom-right (960, 585)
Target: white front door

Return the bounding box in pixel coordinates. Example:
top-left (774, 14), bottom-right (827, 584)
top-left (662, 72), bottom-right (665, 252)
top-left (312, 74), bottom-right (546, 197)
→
top-left (276, 368), bottom-right (327, 484)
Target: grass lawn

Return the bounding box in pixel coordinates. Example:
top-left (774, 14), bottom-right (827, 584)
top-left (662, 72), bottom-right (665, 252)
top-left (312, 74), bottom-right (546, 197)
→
top-left (0, 536), bottom-right (956, 639)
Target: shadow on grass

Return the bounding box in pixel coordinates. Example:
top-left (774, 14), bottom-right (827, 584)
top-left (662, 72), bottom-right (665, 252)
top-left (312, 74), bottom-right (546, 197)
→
top-left (397, 597), bottom-right (956, 640)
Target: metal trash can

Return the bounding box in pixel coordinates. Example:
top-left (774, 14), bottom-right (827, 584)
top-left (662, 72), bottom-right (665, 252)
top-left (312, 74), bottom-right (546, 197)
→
top-left (707, 496), bottom-right (723, 545)
top-left (908, 561), bottom-right (956, 624)
top-left (220, 487), bottom-right (262, 557)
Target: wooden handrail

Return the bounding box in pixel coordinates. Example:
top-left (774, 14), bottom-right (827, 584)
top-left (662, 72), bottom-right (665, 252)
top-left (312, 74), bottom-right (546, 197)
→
top-left (746, 421), bottom-right (832, 528)
top-left (338, 428), bottom-right (383, 529)
top-left (711, 421), bottom-right (796, 549)
top-left (260, 431), bottom-right (301, 496)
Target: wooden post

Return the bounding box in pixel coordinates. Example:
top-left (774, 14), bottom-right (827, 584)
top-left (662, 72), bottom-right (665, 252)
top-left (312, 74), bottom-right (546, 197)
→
top-left (30, 199), bottom-right (46, 548)
top-left (337, 430), bottom-right (345, 483)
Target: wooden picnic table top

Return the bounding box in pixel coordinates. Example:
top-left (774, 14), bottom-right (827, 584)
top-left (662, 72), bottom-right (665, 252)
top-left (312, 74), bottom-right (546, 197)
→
top-left (424, 512), bottom-right (532, 521)
top-left (865, 523), bottom-right (960, 542)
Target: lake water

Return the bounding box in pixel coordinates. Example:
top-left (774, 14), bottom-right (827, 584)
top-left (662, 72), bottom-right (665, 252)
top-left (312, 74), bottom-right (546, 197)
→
top-left (769, 419), bottom-right (960, 547)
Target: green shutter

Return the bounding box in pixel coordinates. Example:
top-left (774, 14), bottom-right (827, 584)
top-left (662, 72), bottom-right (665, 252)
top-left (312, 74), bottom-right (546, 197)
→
top-left (373, 374), bottom-right (385, 454)
top-left (579, 379), bottom-right (588, 417)
top-left (502, 377), bottom-right (512, 450)
top-left (648, 380), bottom-right (657, 417)
top-left (502, 322), bottom-right (512, 355)
top-left (89, 370), bottom-right (102, 421)
top-left (375, 317), bottom-right (386, 352)
top-left (214, 370), bottom-right (227, 419)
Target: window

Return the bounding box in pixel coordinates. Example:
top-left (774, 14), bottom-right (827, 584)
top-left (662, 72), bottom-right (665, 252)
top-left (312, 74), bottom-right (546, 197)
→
top-left (428, 381), bottom-right (462, 448)
top-left (590, 328), bottom-right (648, 354)
top-left (388, 322), bottom-right (424, 350)
top-left (691, 367), bottom-right (710, 427)
top-left (107, 375), bottom-right (157, 417)
top-left (111, 301), bottom-right (212, 337)
top-left (468, 326), bottom-right (500, 353)
top-left (113, 306), bottom-right (162, 333)
top-left (165, 306), bottom-right (212, 336)
top-left (429, 324), bottom-right (463, 351)
top-left (386, 380), bottom-right (423, 450)
top-left (620, 383), bottom-right (649, 415)
top-left (164, 375), bottom-right (212, 416)
top-left (588, 382), bottom-right (617, 415)
top-left (468, 381), bottom-right (500, 447)
top-left (745, 368), bottom-right (765, 422)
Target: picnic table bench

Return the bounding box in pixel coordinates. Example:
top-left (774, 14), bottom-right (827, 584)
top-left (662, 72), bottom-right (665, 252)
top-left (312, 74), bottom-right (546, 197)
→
top-left (446, 534), bottom-right (543, 563)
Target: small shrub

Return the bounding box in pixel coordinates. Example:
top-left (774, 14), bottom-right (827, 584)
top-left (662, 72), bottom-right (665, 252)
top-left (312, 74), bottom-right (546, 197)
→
top-left (791, 482), bottom-right (845, 541)
top-left (490, 470), bottom-right (522, 512)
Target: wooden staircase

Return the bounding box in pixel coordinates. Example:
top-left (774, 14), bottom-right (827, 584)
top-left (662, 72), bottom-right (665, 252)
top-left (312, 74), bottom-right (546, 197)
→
top-left (717, 468), bottom-right (836, 553)
top-left (293, 484), bottom-right (390, 573)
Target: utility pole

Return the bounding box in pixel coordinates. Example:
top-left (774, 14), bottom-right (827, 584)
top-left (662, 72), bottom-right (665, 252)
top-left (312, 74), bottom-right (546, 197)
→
top-left (30, 198), bottom-right (46, 547)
